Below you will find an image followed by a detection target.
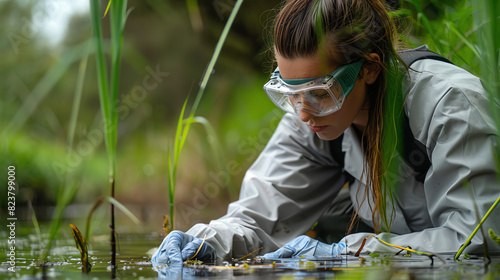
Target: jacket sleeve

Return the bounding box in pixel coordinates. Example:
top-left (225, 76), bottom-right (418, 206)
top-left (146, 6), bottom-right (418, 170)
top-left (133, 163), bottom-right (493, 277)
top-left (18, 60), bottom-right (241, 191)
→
top-left (186, 113), bottom-right (349, 259)
top-left (342, 60), bottom-right (500, 255)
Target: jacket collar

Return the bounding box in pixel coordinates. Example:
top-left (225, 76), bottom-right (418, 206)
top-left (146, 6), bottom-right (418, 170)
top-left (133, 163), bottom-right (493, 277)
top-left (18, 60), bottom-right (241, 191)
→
top-left (342, 126), bottom-right (368, 186)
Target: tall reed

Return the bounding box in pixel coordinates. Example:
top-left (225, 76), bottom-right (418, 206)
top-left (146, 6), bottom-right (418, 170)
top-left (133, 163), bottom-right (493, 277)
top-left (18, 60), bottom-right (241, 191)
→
top-left (89, 0), bottom-right (128, 275)
top-left (167, 0), bottom-right (244, 231)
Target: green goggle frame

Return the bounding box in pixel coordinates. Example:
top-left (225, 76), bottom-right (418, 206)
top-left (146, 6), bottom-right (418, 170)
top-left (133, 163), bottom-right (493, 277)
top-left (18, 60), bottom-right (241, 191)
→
top-left (277, 58), bottom-right (365, 97)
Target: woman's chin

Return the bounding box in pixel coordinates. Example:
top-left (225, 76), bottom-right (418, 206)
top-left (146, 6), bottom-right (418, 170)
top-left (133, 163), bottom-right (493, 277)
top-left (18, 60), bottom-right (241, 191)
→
top-left (315, 130), bottom-right (342, 141)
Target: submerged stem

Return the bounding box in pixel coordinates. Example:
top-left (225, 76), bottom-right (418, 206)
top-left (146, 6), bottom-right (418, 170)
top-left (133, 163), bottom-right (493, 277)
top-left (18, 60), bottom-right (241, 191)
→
top-left (110, 177), bottom-right (116, 278)
top-left (169, 202), bottom-right (175, 233)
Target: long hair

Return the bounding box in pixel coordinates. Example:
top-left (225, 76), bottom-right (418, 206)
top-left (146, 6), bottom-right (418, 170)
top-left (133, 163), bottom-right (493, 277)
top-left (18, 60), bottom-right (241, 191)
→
top-left (272, 0), bottom-right (407, 233)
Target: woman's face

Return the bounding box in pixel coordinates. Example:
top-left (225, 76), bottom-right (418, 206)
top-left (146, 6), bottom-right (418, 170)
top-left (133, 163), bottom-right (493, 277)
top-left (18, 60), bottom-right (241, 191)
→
top-left (276, 52), bottom-right (372, 140)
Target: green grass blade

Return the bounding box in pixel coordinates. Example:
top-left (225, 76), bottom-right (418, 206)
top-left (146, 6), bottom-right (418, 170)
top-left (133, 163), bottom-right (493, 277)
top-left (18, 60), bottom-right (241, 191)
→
top-left (173, 98), bottom-right (190, 185)
top-left (404, 0), bottom-right (442, 53)
top-left (85, 196), bottom-right (140, 240)
top-left (178, 116), bottom-right (193, 162)
top-left (108, 0), bottom-right (128, 177)
top-left (187, 116), bottom-right (225, 170)
top-left (172, 0), bottom-right (244, 197)
top-left (167, 148), bottom-right (174, 200)
top-left (89, 2), bottom-right (129, 273)
top-left (166, 0), bottom-right (244, 231)
top-left (473, 0), bottom-right (500, 130)
top-left (444, 20), bottom-right (480, 58)
top-left (28, 201), bottom-right (42, 244)
top-left (68, 44), bottom-right (90, 152)
top-left (40, 179), bottom-right (80, 262)
top-left (447, 49), bottom-right (472, 69)
top-left (107, 196), bottom-right (140, 225)
top-left (90, 0), bottom-right (112, 176)
top-left (89, 0), bottom-right (109, 98)
top-left (85, 197), bottom-right (104, 241)
top-left (473, 0), bottom-right (500, 179)
top-left (167, 98), bottom-right (189, 231)
top-left (189, 0), bottom-right (244, 116)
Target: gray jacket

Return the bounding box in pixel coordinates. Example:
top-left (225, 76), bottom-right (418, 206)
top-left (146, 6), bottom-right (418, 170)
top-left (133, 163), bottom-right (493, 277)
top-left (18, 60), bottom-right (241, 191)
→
top-left (187, 57), bottom-right (500, 259)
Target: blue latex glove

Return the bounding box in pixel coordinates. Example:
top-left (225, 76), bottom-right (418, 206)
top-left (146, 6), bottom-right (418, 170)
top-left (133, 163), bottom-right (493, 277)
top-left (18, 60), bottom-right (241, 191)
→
top-left (151, 230), bottom-right (216, 268)
top-left (261, 235), bottom-right (347, 259)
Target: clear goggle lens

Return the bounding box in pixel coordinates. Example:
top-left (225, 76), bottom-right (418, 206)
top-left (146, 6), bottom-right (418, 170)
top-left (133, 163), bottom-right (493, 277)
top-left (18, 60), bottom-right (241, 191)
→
top-left (264, 79), bottom-right (344, 117)
top-left (264, 59), bottom-right (365, 117)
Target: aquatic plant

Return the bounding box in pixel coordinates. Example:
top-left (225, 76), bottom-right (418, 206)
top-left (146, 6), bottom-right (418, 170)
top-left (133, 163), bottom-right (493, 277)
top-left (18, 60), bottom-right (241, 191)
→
top-left (84, 196), bottom-right (140, 242)
top-left (89, 0), bottom-right (129, 275)
top-left (166, 0), bottom-right (243, 231)
top-left (70, 224), bottom-right (91, 273)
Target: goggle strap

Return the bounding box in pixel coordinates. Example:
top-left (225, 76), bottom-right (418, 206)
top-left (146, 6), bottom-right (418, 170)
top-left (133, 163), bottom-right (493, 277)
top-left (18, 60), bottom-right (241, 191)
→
top-left (338, 59), bottom-right (365, 97)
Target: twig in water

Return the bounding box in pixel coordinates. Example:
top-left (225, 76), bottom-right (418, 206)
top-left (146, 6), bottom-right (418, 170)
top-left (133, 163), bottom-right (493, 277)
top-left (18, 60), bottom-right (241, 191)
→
top-left (239, 247), bottom-right (264, 260)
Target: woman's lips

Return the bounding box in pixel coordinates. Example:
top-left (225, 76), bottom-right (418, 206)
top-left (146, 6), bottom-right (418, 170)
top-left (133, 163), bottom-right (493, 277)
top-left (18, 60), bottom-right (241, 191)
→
top-left (308, 125), bottom-right (328, 133)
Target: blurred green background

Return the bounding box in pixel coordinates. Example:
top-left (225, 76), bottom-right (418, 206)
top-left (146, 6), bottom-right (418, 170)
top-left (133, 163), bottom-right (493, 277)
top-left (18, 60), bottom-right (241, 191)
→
top-left (0, 0), bottom-right (285, 233)
top-left (0, 0), bottom-right (497, 235)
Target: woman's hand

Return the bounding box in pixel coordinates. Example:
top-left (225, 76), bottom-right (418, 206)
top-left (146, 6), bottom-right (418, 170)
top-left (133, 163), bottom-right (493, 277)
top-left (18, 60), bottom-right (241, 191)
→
top-left (261, 235), bottom-right (346, 259)
top-left (151, 230), bottom-right (216, 267)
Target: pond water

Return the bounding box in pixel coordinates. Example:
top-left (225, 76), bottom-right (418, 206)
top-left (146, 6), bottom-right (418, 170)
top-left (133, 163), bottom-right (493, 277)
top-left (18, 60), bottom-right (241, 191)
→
top-left (0, 231), bottom-right (160, 279)
top-left (1, 229), bottom-right (500, 279)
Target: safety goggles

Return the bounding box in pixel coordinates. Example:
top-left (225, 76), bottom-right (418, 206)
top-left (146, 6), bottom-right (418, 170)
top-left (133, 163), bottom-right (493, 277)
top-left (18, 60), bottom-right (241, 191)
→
top-left (264, 59), bottom-right (365, 117)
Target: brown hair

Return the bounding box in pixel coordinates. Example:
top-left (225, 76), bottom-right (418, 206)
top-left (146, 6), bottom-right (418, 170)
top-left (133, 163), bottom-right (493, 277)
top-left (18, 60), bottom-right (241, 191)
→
top-left (273, 0), bottom-right (406, 233)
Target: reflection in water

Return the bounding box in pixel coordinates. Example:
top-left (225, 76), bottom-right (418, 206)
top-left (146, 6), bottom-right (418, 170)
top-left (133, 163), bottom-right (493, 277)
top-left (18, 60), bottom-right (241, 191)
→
top-left (154, 264), bottom-right (184, 280)
top-left (150, 255), bottom-right (500, 280)
top-left (155, 264), bottom-right (215, 279)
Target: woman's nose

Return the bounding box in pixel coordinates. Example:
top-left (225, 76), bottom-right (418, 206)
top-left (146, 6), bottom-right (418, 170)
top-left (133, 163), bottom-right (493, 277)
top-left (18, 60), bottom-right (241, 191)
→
top-left (299, 109), bottom-right (315, 123)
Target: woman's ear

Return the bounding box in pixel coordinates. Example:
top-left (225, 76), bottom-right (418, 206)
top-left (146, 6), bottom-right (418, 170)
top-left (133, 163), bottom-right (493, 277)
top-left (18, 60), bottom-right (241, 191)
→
top-left (363, 53), bottom-right (381, 85)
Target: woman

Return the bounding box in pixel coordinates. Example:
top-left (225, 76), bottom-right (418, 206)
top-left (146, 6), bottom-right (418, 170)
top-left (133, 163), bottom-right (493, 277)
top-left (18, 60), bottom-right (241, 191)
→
top-left (152, 0), bottom-right (500, 266)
